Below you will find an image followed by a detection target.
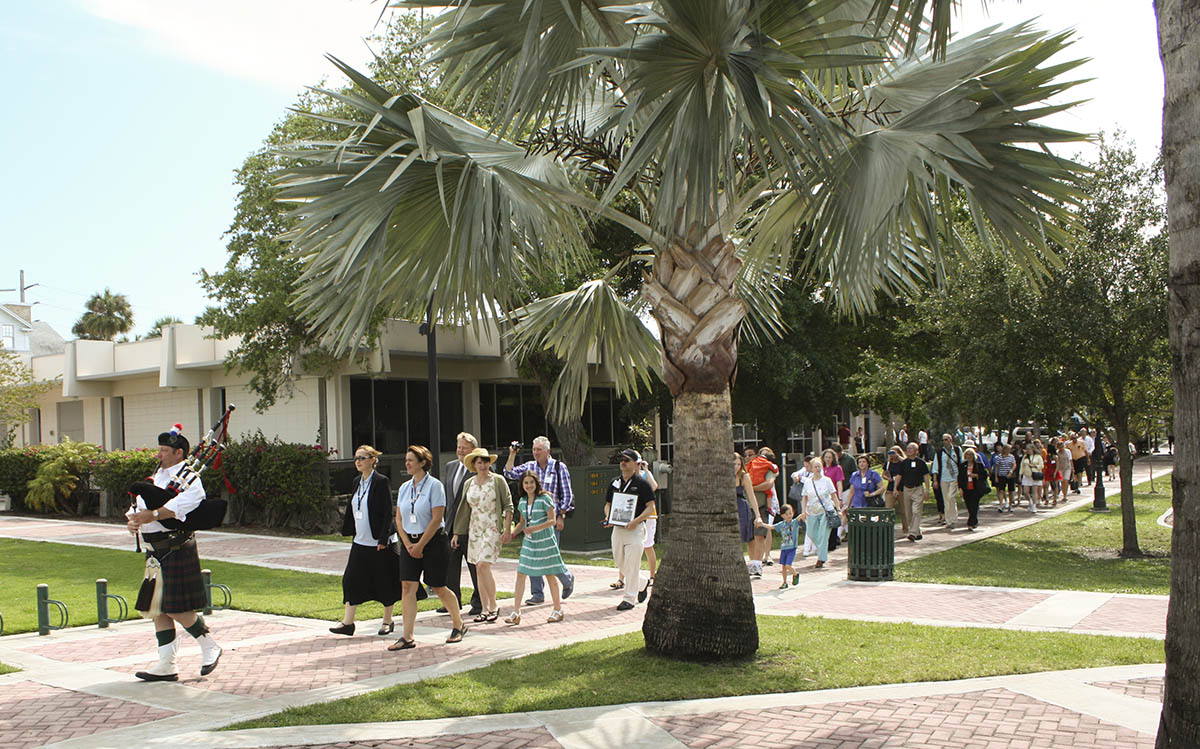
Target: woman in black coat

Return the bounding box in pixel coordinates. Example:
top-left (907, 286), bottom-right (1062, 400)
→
top-left (330, 445), bottom-right (402, 636)
top-left (958, 447), bottom-right (991, 531)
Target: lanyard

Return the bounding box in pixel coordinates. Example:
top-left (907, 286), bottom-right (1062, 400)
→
top-left (406, 474), bottom-right (428, 517)
top-left (354, 472), bottom-right (373, 512)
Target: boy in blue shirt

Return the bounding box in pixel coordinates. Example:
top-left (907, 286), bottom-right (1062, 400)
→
top-left (759, 503), bottom-right (804, 588)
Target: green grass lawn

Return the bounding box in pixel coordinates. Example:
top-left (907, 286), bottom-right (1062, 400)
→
top-left (896, 482), bottom-right (1172, 594)
top-left (229, 614), bottom-right (1163, 729)
top-left (0, 538), bottom-right (490, 636)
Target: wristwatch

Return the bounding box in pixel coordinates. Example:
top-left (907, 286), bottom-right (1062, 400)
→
top-left (152, 509), bottom-right (160, 520)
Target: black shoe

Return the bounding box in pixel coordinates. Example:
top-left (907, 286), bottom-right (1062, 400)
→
top-left (200, 647), bottom-right (222, 676)
top-left (134, 670), bottom-right (178, 682)
top-left (637, 581), bottom-right (650, 603)
top-left (525, 597), bottom-right (545, 606)
top-left (378, 622), bottom-right (395, 636)
top-left (616, 601), bottom-right (635, 611)
top-left (436, 607), bottom-right (449, 614)
top-left (329, 622), bottom-right (355, 636)
top-left (915, 534), bottom-right (924, 540)
top-left (466, 607), bottom-right (483, 616)
top-left (907, 534), bottom-right (917, 542)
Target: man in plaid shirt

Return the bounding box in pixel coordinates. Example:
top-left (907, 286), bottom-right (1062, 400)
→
top-left (504, 435), bottom-right (575, 604)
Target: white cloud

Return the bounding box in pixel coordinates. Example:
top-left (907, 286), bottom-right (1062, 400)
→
top-left (77, 0), bottom-right (397, 92)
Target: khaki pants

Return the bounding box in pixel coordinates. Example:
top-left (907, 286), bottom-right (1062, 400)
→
top-left (903, 486), bottom-right (926, 537)
top-left (885, 489), bottom-right (910, 533)
top-left (612, 524), bottom-right (646, 604)
top-left (939, 480), bottom-right (960, 526)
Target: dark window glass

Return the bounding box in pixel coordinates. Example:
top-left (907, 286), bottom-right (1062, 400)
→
top-left (438, 381), bottom-right (463, 452)
top-left (375, 380), bottom-right (407, 455)
top-left (589, 387), bottom-right (614, 445)
top-left (613, 395), bottom-right (632, 445)
top-left (479, 383), bottom-right (496, 448)
top-left (495, 384), bottom-right (522, 448)
top-left (522, 384), bottom-right (547, 443)
top-left (405, 379), bottom-right (430, 449)
top-left (350, 378), bottom-right (374, 450)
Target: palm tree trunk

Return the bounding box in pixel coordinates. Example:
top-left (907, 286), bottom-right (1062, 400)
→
top-left (642, 231), bottom-right (758, 659)
top-left (1156, 0), bottom-right (1200, 745)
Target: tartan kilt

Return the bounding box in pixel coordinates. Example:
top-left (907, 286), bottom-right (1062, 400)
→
top-left (150, 538), bottom-right (208, 613)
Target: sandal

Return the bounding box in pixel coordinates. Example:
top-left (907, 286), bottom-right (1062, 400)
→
top-left (546, 610), bottom-right (564, 623)
top-left (609, 581), bottom-right (624, 590)
top-left (445, 624), bottom-right (468, 643)
top-left (504, 611), bottom-right (522, 625)
top-left (473, 612), bottom-right (489, 623)
top-left (486, 610), bottom-right (499, 623)
top-left (377, 622), bottom-right (394, 636)
top-left (387, 637), bottom-right (416, 651)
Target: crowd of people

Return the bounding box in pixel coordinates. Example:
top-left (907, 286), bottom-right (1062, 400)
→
top-left (736, 425), bottom-right (1125, 576)
top-left (329, 433), bottom-right (660, 651)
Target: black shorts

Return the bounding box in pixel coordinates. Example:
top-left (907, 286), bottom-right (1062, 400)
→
top-left (996, 475), bottom-right (1016, 491)
top-left (399, 531), bottom-right (450, 588)
top-left (1073, 457), bottom-right (1088, 476)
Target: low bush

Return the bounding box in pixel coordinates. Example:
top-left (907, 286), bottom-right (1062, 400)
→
top-left (25, 439), bottom-right (100, 515)
top-left (0, 445), bottom-right (55, 510)
top-left (90, 448), bottom-right (159, 499)
top-left (222, 431), bottom-right (333, 531)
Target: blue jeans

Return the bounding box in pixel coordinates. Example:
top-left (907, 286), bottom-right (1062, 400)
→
top-left (529, 528), bottom-right (573, 598)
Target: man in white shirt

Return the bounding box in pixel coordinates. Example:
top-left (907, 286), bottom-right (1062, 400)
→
top-left (1081, 427), bottom-right (1096, 486)
top-left (918, 429), bottom-right (929, 460)
top-left (126, 425), bottom-right (222, 682)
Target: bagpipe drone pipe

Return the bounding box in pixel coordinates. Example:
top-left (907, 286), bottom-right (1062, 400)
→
top-left (128, 405), bottom-right (235, 533)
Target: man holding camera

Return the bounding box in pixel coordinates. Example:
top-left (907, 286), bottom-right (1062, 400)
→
top-left (504, 436), bottom-right (575, 604)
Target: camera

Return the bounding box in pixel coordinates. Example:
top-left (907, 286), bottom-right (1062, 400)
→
top-left (510, 441), bottom-right (523, 451)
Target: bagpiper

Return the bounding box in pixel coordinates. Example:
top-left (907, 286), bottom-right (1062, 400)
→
top-left (126, 423), bottom-right (222, 681)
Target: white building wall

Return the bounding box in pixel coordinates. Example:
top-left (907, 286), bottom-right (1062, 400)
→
top-left (123, 389), bottom-right (198, 449)
top-left (225, 379), bottom-right (320, 445)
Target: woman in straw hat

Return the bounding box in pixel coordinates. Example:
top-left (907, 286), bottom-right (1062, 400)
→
top-left (452, 447), bottom-right (513, 622)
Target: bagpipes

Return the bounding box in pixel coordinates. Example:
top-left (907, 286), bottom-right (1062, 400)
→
top-left (129, 405), bottom-right (236, 536)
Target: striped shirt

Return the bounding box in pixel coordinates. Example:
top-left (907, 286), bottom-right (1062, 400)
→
top-left (993, 454), bottom-right (1016, 477)
top-left (504, 457), bottom-right (574, 514)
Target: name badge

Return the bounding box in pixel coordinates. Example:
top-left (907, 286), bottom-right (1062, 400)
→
top-left (354, 510), bottom-right (363, 520)
top-left (910, 460), bottom-right (918, 468)
top-left (409, 513), bottom-right (417, 525)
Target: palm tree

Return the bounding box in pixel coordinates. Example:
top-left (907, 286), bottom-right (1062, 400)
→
top-left (72, 288), bottom-right (134, 341)
top-left (145, 316), bottom-right (184, 339)
top-left (276, 1), bottom-right (1088, 660)
top-left (1155, 1), bottom-right (1198, 744)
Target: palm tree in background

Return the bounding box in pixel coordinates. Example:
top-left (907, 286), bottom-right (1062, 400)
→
top-left (275, 0), bottom-right (1088, 659)
top-left (72, 288), bottom-right (134, 341)
top-left (145, 316), bottom-right (183, 339)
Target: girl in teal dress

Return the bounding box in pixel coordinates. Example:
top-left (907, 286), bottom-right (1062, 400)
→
top-left (506, 471), bottom-right (568, 625)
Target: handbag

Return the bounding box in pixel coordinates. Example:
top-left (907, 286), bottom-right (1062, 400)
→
top-left (1031, 471), bottom-right (1044, 481)
top-left (819, 495), bottom-right (841, 530)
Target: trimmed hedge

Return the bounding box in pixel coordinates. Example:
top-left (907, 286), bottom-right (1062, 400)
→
top-left (222, 431), bottom-right (333, 531)
top-left (0, 445), bottom-right (55, 510)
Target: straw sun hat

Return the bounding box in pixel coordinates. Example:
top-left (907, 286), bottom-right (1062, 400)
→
top-left (463, 447), bottom-right (498, 472)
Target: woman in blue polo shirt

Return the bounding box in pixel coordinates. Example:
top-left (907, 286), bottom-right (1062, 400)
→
top-left (387, 444), bottom-right (467, 651)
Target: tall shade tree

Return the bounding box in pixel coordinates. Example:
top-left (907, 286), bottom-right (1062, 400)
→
top-left (71, 288), bottom-right (134, 341)
top-left (1156, 0), bottom-right (1199, 745)
top-left (277, 1), bottom-right (1088, 659)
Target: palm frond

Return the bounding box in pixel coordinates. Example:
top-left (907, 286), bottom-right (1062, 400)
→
top-left (507, 278), bottom-right (662, 418)
top-left (744, 21), bottom-right (1089, 315)
top-left (277, 56), bottom-right (590, 356)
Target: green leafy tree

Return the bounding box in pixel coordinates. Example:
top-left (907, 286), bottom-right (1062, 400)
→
top-left (71, 288), bottom-right (134, 341)
top-left (275, 2), bottom-right (1088, 660)
top-left (0, 349), bottom-right (52, 448)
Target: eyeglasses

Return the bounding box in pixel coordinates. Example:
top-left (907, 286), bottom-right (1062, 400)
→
top-left (354, 456), bottom-right (371, 462)
top-left (619, 458), bottom-right (633, 463)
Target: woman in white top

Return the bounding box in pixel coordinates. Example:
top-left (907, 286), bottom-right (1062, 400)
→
top-left (1019, 442), bottom-right (1045, 514)
top-left (799, 458), bottom-right (841, 569)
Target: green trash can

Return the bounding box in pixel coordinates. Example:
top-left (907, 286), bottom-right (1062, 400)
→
top-left (847, 507), bottom-right (895, 581)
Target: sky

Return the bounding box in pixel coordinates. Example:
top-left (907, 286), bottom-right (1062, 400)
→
top-left (0, 1), bottom-right (1166, 341)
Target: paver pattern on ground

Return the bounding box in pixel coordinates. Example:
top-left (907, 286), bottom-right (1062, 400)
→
top-left (424, 598), bottom-right (645, 639)
top-left (113, 634), bottom-right (488, 698)
top-left (651, 688), bottom-right (1155, 748)
top-left (1076, 597), bottom-right (1169, 635)
top-left (1092, 676), bottom-right (1165, 703)
top-left (281, 727), bottom-right (564, 749)
top-left (0, 679), bottom-right (177, 749)
top-left (763, 583), bottom-right (1051, 624)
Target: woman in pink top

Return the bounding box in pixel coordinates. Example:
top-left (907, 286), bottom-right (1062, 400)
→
top-left (821, 449), bottom-right (844, 494)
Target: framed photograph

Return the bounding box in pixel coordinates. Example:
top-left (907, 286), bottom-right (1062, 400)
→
top-left (607, 491), bottom-right (638, 526)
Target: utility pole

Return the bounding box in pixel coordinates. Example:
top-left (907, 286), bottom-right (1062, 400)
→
top-left (0, 270), bottom-right (38, 302)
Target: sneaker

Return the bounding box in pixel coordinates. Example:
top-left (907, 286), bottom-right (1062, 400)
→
top-left (778, 582), bottom-right (789, 589)
top-left (907, 534), bottom-right (917, 542)
top-left (524, 597), bottom-right (545, 606)
top-left (616, 601), bottom-right (635, 611)
top-left (750, 571), bottom-right (763, 579)
top-left (561, 575), bottom-right (575, 600)
top-left (764, 559), bottom-right (774, 566)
